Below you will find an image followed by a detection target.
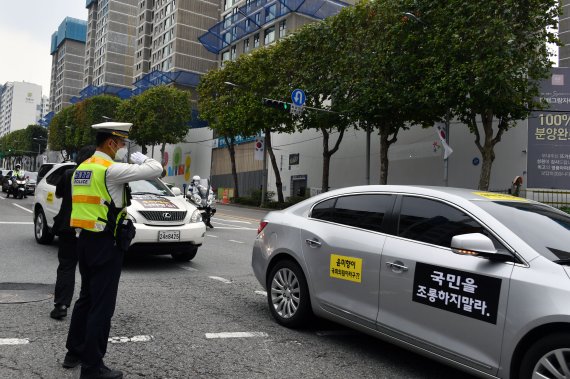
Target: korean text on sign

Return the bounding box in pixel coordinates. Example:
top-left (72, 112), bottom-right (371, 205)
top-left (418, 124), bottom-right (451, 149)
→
top-left (329, 254), bottom-right (362, 283)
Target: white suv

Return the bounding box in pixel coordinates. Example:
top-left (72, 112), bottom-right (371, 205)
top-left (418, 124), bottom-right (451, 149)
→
top-left (33, 162), bottom-right (206, 261)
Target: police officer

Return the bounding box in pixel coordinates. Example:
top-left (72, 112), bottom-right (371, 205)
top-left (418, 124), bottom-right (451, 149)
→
top-left (62, 122), bottom-right (162, 379)
top-left (13, 163), bottom-right (24, 178)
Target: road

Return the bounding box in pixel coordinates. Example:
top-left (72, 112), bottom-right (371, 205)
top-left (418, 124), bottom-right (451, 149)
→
top-left (0, 196), bottom-right (475, 379)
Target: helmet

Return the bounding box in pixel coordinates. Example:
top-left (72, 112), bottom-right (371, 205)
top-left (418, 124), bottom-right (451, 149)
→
top-left (192, 175), bottom-right (200, 183)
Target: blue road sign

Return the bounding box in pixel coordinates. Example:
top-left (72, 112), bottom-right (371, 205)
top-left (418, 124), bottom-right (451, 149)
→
top-left (291, 89), bottom-right (306, 106)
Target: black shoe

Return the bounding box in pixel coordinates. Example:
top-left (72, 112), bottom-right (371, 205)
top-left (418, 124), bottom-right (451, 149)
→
top-left (80, 366), bottom-right (123, 379)
top-left (62, 352), bottom-right (81, 368)
top-left (50, 304), bottom-right (67, 319)
top-left (207, 222), bottom-right (214, 228)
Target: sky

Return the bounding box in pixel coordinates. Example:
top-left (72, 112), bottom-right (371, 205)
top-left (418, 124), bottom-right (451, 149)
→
top-left (0, 1), bottom-right (88, 95)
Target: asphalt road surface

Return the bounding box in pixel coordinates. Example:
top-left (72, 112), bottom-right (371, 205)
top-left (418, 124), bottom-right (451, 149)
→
top-left (0, 195), bottom-right (475, 379)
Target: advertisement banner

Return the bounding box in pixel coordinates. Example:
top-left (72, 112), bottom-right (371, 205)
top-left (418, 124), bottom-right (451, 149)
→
top-left (528, 68), bottom-right (570, 189)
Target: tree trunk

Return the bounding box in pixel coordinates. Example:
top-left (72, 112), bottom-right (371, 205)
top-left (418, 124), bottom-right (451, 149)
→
top-left (225, 136), bottom-right (239, 198)
top-left (379, 130), bottom-right (390, 185)
top-left (320, 126), bottom-right (346, 193)
top-left (265, 128), bottom-right (284, 203)
top-left (476, 111), bottom-right (498, 191)
top-left (141, 145), bottom-right (148, 154)
top-left (160, 142), bottom-right (167, 166)
top-left (322, 130), bottom-right (330, 193)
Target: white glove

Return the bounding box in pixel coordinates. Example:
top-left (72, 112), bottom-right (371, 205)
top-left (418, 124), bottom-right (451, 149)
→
top-left (130, 152), bottom-right (148, 165)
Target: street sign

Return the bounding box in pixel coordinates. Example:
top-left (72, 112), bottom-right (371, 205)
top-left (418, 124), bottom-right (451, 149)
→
top-left (291, 89), bottom-right (306, 106)
top-left (291, 105), bottom-right (303, 116)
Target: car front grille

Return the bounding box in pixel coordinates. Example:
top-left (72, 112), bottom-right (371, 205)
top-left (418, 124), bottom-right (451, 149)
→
top-left (139, 210), bottom-right (187, 222)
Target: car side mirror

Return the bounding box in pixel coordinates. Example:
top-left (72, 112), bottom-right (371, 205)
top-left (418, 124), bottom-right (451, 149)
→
top-left (451, 233), bottom-right (512, 262)
top-left (171, 187), bottom-right (182, 196)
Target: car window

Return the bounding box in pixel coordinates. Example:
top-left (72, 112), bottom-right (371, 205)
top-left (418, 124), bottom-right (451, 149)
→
top-left (398, 196), bottom-right (501, 249)
top-left (312, 194), bottom-right (393, 233)
top-left (37, 164), bottom-right (54, 183)
top-left (46, 166), bottom-right (72, 186)
top-left (130, 179), bottom-right (173, 196)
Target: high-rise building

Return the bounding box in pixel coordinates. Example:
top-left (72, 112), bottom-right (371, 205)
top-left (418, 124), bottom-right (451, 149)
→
top-left (49, 17), bottom-right (87, 113)
top-left (200, 0), bottom-right (355, 66)
top-left (38, 95), bottom-right (50, 122)
top-left (561, 0), bottom-right (570, 66)
top-left (84, 0), bottom-right (138, 89)
top-left (0, 81), bottom-right (42, 137)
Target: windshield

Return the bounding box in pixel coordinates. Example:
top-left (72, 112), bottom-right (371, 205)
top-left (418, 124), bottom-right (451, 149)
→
top-left (476, 201), bottom-right (570, 261)
top-left (130, 179), bottom-right (173, 197)
top-left (26, 172), bottom-right (38, 181)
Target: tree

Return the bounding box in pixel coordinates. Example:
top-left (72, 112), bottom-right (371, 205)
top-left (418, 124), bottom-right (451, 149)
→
top-left (419, 0), bottom-right (560, 190)
top-left (198, 62), bottom-right (257, 198)
top-left (330, 0), bottom-right (439, 184)
top-left (119, 85), bottom-right (191, 164)
top-left (278, 20), bottom-right (350, 193)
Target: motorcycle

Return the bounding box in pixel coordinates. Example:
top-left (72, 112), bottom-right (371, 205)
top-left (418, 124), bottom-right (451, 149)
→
top-left (186, 178), bottom-right (216, 228)
top-left (6, 175), bottom-right (28, 199)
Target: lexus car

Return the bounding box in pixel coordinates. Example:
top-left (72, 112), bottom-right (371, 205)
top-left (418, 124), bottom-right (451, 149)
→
top-left (252, 185), bottom-right (570, 379)
top-left (34, 162), bottom-right (205, 261)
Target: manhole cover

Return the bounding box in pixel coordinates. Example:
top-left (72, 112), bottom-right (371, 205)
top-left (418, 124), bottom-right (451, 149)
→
top-left (0, 283), bottom-right (54, 304)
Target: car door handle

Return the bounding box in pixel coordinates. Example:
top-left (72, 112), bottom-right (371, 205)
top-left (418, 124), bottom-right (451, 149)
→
top-left (386, 261), bottom-right (408, 272)
top-left (305, 238), bottom-right (322, 248)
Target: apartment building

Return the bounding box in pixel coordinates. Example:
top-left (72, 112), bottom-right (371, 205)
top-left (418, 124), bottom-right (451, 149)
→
top-left (560, 0), bottom-right (570, 66)
top-left (0, 81), bottom-right (42, 137)
top-left (84, 0), bottom-right (138, 89)
top-left (49, 17), bottom-right (87, 113)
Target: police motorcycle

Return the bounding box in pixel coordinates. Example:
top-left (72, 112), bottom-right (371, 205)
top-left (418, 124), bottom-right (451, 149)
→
top-left (6, 167), bottom-right (28, 199)
top-left (186, 176), bottom-right (216, 228)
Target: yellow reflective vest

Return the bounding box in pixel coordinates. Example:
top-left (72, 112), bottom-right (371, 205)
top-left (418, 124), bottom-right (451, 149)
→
top-left (70, 156), bottom-right (126, 235)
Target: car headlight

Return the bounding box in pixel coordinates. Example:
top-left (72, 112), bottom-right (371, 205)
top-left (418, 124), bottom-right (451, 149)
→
top-left (190, 209), bottom-right (202, 223)
top-left (127, 212), bottom-right (137, 223)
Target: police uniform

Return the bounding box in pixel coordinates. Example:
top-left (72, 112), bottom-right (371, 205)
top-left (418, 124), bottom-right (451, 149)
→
top-left (64, 123), bottom-right (162, 378)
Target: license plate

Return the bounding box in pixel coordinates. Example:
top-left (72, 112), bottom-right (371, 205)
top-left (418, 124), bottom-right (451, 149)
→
top-left (158, 230), bottom-right (180, 241)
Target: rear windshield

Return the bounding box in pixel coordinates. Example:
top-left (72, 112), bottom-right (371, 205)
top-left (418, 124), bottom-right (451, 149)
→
top-left (476, 201), bottom-right (570, 261)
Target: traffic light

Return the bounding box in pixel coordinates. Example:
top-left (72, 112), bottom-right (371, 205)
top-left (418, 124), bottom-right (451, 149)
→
top-left (262, 98), bottom-right (290, 113)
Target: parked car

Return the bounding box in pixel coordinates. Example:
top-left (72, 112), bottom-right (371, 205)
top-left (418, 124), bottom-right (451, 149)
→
top-left (252, 185), bottom-right (570, 379)
top-left (33, 162), bottom-right (206, 261)
top-left (0, 170), bottom-right (13, 192)
top-left (25, 172), bottom-right (38, 195)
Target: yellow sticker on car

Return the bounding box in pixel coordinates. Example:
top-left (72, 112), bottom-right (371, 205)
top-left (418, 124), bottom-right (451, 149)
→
top-left (472, 192), bottom-right (528, 201)
top-left (47, 192), bottom-right (54, 203)
top-left (330, 254), bottom-right (362, 283)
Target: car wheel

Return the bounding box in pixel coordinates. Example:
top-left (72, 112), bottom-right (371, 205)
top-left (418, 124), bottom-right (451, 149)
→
top-left (519, 332), bottom-right (570, 379)
top-left (267, 260), bottom-right (312, 328)
top-left (171, 246), bottom-right (198, 262)
top-left (34, 209), bottom-right (54, 245)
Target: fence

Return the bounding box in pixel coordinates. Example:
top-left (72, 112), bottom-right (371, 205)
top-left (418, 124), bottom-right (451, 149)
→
top-left (491, 188), bottom-right (570, 209)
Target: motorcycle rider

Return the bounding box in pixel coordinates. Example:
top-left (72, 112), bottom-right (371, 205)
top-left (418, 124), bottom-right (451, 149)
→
top-left (187, 175), bottom-right (215, 228)
top-left (14, 164), bottom-right (24, 179)
top-left (7, 164), bottom-right (27, 199)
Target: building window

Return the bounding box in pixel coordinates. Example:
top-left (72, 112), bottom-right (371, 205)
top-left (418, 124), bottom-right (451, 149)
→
top-left (244, 38), bottom-right (250, 53)
top-left (253, 33), bottom-right (260, 48)
top-left (264, 26), bottom-right (275, 45)
top-left (266, 4), bottom-right (276, 22)
top-left (279, 19), bottom-right (287, 37)
top-left (231, 45), bottom-right (237, 60)
top-left (222, 50), bottom-right (230, 63)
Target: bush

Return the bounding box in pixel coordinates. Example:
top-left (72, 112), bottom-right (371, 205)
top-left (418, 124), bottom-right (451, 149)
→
top-left (561, 206), bottom-right (570, 215)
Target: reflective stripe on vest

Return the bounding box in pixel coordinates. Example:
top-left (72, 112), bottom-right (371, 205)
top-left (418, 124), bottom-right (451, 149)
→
top-left (70, 156), bottom-right (114, 232)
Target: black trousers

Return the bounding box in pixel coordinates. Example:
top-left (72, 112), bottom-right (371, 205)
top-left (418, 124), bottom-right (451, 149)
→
top-left (65, 230), bottom-right (124, 370)
top-left (54, 232), bottom-right (78, 307)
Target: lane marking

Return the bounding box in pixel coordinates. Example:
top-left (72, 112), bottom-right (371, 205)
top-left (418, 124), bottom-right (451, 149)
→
top-left (12, 203), bottom-right (33, 214)
top-left (215, 213), bottom-right (259, 222)
top-left (210, 227), bottom-right (257, 231)
top-left (316, 330), bottom-right (359, 337)
top-left (0, 196), bottom-right (4, 200)
top-left (0, 221), bottom-right (33, 225)
top-left (0, 338), bottom-right (29, 345)
top-left (255, 290), bottom-right (267, 296)
top-left (205, 332), bottom-right (268, 339)
top-left (206, 234), bottom-right (218, 238)
top-left (179, 265), bottom-right (198, 272)
top-left (209, 276), bottom-right (232, 284)
top-left (109, 335), bottom-right (154, 344)
top-left (215, 218), bottom-right (252, 225)
top-left (228, 239), bottom-right (244, 244)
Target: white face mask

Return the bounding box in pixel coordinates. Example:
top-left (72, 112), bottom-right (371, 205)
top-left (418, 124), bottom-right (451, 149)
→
top-left (110, 140), bottom-right (128, 162)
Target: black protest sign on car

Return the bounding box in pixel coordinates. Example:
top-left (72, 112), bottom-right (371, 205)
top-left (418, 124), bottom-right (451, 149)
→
top-left (412, 263), bottom-right (502, 324)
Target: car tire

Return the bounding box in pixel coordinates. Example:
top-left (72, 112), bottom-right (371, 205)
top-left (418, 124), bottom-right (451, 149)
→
top-left (267, 260), bottom-right (312, 328)
top-left (34, 209), bottom-right (54, 245)
top-left (519, 332), bottom-right (570, 379)
top-left (171, 246), bottom-right (198, 262)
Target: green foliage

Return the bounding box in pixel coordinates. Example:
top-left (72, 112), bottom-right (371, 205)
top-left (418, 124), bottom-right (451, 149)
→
top-left (0, 125), bottom-right (47, 158)
top-left (561, 206), bottom-right (570, 215)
